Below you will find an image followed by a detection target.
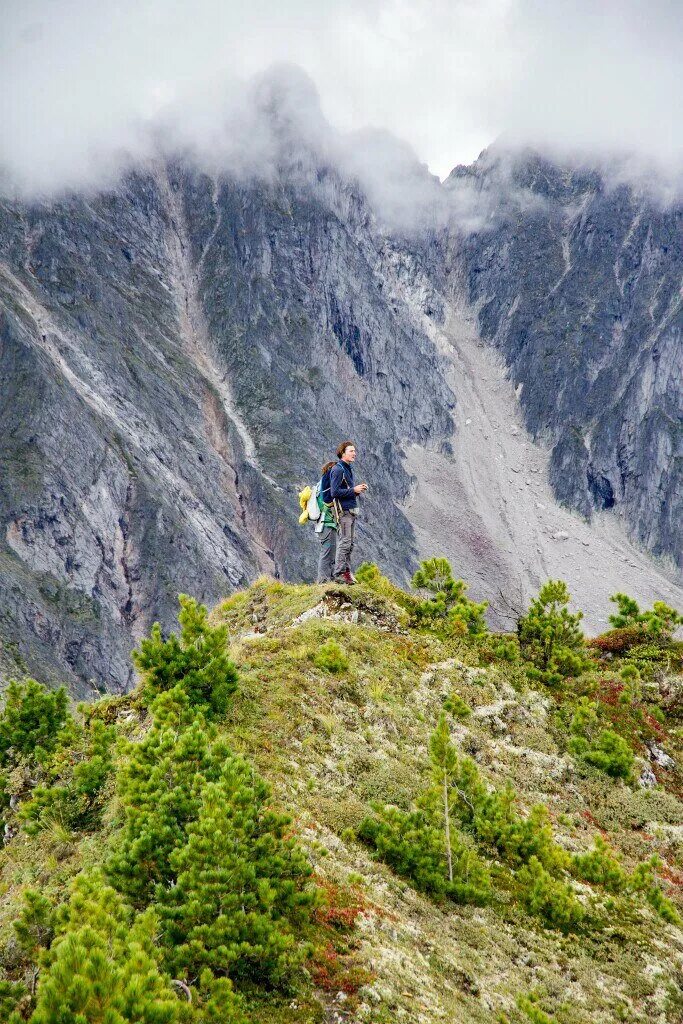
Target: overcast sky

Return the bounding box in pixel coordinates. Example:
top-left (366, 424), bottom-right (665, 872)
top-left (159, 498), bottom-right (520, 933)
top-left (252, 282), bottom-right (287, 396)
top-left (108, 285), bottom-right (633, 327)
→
top-left (1, 0), bottom-right (681, 195)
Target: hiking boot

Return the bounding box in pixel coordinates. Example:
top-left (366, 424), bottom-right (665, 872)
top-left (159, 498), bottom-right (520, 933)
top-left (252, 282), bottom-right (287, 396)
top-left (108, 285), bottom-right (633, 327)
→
top-left (334, 571), bottom-right (356, 585)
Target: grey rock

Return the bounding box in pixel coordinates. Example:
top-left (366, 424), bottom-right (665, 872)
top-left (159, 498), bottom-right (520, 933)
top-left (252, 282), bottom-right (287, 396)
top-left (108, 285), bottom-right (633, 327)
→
top-left (0, 161), bottom-right (454, 693)
top-left (646, 741), bottom-right (675, 770)
top-left (639, 764), bottom-right (658, 789)
top-left (451, 147), bottom-right (682, 572)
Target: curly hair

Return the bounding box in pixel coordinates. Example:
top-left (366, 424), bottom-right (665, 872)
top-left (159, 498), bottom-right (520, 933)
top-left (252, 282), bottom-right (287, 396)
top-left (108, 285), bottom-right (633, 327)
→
top-left (336, 440), bottom-right (356, 460)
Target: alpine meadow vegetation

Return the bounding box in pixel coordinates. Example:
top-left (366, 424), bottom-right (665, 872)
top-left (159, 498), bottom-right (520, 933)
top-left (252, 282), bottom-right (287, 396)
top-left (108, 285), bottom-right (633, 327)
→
top-left (0, 564), bottom-right (681, 1023)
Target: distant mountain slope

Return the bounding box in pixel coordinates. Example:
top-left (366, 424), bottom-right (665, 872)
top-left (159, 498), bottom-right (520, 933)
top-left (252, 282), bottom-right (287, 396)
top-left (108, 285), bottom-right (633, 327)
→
top-left (0, 161), bottom-right (454, 693)
top-left (449, 148), bottom-right (682, 572)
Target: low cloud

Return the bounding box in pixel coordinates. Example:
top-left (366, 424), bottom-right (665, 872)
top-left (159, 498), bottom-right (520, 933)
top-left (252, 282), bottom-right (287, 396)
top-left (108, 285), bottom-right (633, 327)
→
top-left (1, 0), bottom-right (681, 206)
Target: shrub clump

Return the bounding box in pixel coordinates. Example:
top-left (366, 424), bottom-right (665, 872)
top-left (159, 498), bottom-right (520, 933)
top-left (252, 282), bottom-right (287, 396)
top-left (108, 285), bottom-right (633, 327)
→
top-left (567, 698), bottom-right (635, 781)
top-left (20, 717), bottom-right (116, 835)
top-left (517, 856), bottom-right (587, 933)
top-left (517, 580), bottom-right (588, 686)
top-left (589, 624), bottom-right (646, 656)
top-left (133, 594), bottom-right (238, 715)
top-left (313, 640), bottom-right (349, 674)
top-left (29, 872), bottom-right (187, 1024)
top-left (157, 753), bottom-right (318, 989)
top-left (570, 836), bottom-right (628, 893)
top-left (0, 680), bottom-right (70, 764)
top-left (609, 594), bottom-right (683, 639)
top-left (357, 804), bottom-right (491, 905)
top-left (106, 687), bottom-right (229, 905)
top-left (411, 558), bottom-right (488, 636)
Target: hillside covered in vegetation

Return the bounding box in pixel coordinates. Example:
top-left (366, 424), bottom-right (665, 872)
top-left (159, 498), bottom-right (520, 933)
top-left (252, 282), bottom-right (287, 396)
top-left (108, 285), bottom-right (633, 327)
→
top-left (0, 563), bottom-right (682, 1024)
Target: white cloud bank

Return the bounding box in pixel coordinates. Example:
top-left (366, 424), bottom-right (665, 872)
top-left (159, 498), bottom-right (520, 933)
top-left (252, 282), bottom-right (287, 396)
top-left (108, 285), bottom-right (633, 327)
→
top-left (0, 0), bottom-right (681, 198)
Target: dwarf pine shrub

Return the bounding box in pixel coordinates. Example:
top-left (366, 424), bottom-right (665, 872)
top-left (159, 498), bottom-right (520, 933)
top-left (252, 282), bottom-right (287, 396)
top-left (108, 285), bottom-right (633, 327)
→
top-left (313, 640), bottom-right (349, 674)
top-left (443, 692), bottom-right (472, 720)
top-left (517, 580), bottom-right (588, 686)
top-left (157, 754), bottom-right (318, 989)
top-left (630, 856), bottom-right (681, 925)
top-left (20, 718), bottom-right (116, 835)
top-left (107, 687), bottom-right (230, 904)
top-left (0, 980), bottom-right (26, 1024)
top-left (357, 804), bottom-right (491, 905)
top-left (609, 594), bottom-right (683, 639)
top-left (355, 562), bottom-right (418, 613)
top-left (30, 871), bottom-right (183, 1024)
top-left (517, 856), bottom-right (586, 933)
top-left (133, 594), bottom-right (238, 715)
top-left (570, 837), bottom-right (628, 893)
top-left (0, 680), bottom-right (70, 765)
top-left (12, 889), bottom-right (55, 961)
top-left (567, 700), bottom-right (635, 781)
top-left (411, 558), bottom-right (488, 636)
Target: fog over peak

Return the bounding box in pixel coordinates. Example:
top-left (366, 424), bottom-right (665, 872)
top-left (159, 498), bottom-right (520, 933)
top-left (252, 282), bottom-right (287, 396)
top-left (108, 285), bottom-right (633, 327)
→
top-left (1, 0), bottom-right (681, 202)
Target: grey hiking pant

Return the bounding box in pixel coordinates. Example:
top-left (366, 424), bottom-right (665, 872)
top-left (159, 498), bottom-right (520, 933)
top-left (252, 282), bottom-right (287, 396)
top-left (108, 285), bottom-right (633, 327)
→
top-left (317, 526), bottom-right (337, 583)
top-left (333, 511), bottom-right (356, 578)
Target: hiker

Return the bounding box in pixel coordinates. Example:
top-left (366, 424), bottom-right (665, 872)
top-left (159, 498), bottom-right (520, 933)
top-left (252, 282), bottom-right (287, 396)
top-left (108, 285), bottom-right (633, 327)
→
top-left (330, 440), bottom-right (368, 585)
top-left (316, 461), bottom-right (338, 583)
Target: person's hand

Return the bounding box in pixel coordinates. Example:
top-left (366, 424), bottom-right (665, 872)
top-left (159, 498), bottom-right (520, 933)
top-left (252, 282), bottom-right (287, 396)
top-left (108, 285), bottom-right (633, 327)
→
top-left (354, 483), bottom-right (368, 494)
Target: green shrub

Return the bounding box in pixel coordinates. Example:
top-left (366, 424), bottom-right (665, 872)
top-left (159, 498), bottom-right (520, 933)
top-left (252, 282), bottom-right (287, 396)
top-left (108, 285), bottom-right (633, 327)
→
top-left (570, 728), bottom-right (635, 781)
top-left (517, 856), bottom-right (586, 932)
top-left (355, 563), bottom-right (417, 610)
top-left (30, 871), bottom-right (185, 1024)
top-left (472, 789), bottom-right (569, 874)
top-left (609, 594), bottom-right (683, 640)
top-left (565, 698), bottom-right (635, 781)
top-left (313, 640), bottom-right (349, 674)
top-left (571, 837), bottom-right (627, 893)
top-left (157, 753), bottom-right (317, 989)
top-left (12, 889), bottom-right (55, 959)
top-left (411, 558), bottom-right (488, 636)
top-left (517, 580), bottom-right (588, 686)
top-left (0, 980), bottom-right (27, 1024)
top-left (517, 994), bottom-right (557, 1024)
top-left (619, 663), bottom-right (640, 682)
top-left (626, 641), bottom-right (674, 678)
top-left (20, 719), bottom-right (116, 834)
top-left (357, 804), bottom-right (491, 905)
top-left (630, 856), bottom-right (681, 925)
top-left (443, 693), bottom-right (472, 720)
top-left (133, 594), bottom-right (238, 715)
top-left (0, 680), bottom-right (70, 765)
top-left (107, 687), bottom-right (229, 905)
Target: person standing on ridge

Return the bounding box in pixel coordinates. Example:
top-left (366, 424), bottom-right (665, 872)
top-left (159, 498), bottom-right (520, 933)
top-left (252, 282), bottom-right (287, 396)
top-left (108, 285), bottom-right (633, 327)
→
top-left (330, 440), bottom-right (368, 585)
top-left (316, 460), bottom-right (338, 583)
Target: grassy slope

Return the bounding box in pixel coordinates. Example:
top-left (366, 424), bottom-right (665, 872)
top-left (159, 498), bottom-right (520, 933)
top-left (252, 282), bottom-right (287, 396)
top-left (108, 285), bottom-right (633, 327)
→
top-left (1, 578), bottom-right (683, 1024)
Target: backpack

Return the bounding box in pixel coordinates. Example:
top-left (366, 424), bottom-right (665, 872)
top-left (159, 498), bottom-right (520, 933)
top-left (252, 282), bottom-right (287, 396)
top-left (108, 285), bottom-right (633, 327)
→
top-left (298, 480), bottom-right (323, 525)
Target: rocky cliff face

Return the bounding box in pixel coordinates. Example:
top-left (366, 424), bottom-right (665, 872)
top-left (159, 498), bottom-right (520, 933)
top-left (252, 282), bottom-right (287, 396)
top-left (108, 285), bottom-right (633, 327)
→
top-left (0, 141), bottom-right (680, 694)
top-left (449, 149), bottom-right (682, 573)
top-left (0, 159), bottom-right (454, 694)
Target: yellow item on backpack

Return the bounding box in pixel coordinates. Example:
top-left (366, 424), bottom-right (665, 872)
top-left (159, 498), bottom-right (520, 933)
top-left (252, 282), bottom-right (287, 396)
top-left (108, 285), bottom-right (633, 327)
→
top-left (298, 485), bottom-right (312, 524)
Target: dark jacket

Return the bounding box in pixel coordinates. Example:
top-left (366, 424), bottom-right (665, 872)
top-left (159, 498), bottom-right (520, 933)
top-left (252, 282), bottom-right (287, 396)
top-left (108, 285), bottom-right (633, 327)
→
top-left (330, 460), bottom-right (357, 511)
top-left (320, 468), bottom-right (334, 505)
